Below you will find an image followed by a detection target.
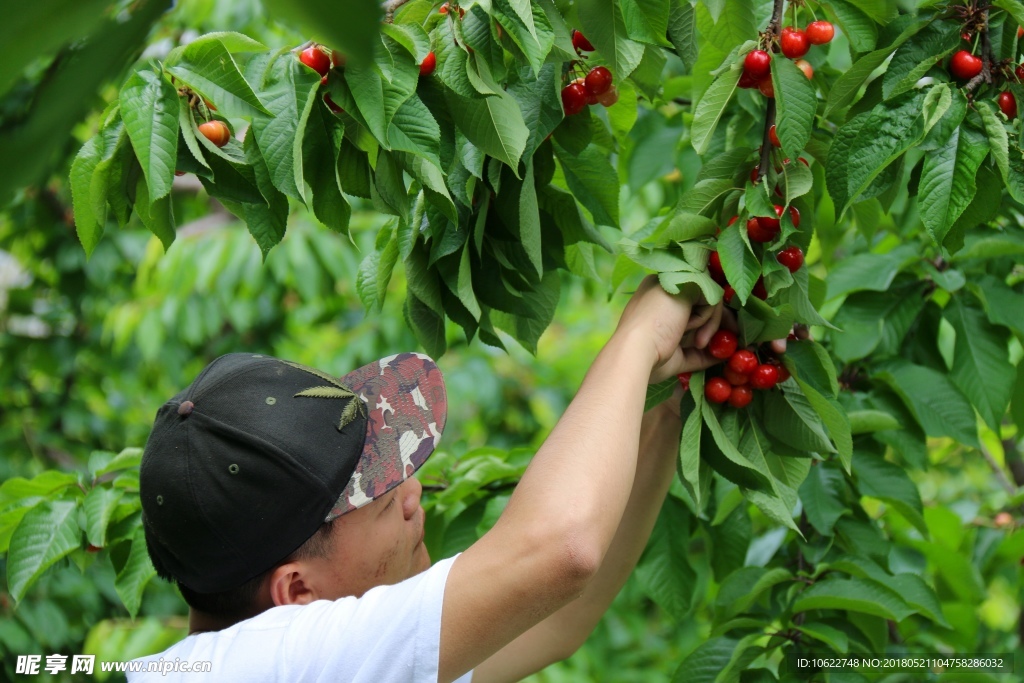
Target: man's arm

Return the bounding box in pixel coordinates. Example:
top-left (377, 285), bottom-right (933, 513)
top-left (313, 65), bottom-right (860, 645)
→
top-left (438, 278), bottom-right (715, 683)
top-left (470, 399), bottom-right (683, 683)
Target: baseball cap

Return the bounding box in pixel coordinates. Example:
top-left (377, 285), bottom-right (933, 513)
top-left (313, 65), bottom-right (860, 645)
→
top-left (139, 351), bottom-right (447, 594)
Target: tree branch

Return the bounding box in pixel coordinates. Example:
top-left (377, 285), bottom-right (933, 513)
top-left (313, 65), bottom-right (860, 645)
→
top-left (755, 0), bottom-right (786, 183)
top-left (980, 442), bottom-right (1020, 498)
top-left (382, 0), bottom-right (411, 23)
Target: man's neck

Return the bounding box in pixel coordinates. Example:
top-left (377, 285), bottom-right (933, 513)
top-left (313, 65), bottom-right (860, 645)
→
top-left (188, 608), bottom-right (246, 635)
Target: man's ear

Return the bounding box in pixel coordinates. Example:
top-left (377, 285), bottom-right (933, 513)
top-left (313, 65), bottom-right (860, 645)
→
top-left (268, 562), bottom-right (319, 606)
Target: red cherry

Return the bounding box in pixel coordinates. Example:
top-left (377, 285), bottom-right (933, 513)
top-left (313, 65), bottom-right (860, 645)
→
top-left (999, 91), bottom-right (1018, 119)
top-left (584, 66), bottom-right (613, 97)
top-left (743, 50), bottom-right (772, 80)
top-left (677, 372), bottom-right (691, 391)
top-left (596, 85), bottom-right (619, 107)
top-left (1016, 65), bottom-right (1024, 81)
top-left (756, 204), bottom-right (784, 233)
top-left (174, 170), bottom-right (186, 177)
top-left (750, 166), bottom-right (761, 184)
top-left (738, 71), bottom-right (759, 89)
top-left (758, 76), bottom-right (775, 98)
top-left (198, 120), bottom-right (231, 147)
top-left (773, 362), bottom-right (792, 382)
top-left (1018, 26), bottom-right (1023, 39)
top-left (727, 216), bottom-right (738, 226)
top-left (805, 21), bottom-right (834, 45)
top-left (752, 278), bottom-right (768, 300)
top-left (705, 377), bottom-right (733, 404)
top-left (709, 330), bottom-right (739, 359)
top-left (723, 285), bottom-right (736, 303)
top-left (420, 51), bottom-right (436, 77)
top-left (795, 59), bottom-right (814, 80)
top-left (747, 216), bottom-right (775, 243)
top-left (961, 32), bottom-right (973, 42)
top-left (561, 83), bottom-right (588, 116)
top-left (780, 28), bottom-right (810, 59)
top-left (750, 364), bottom-right (780, 390)
top-left (723, 366), bottom-right (750, 386)
top-left (728, 385), bottom-right (754, 408)
top-left (439, 2), bottom-right (465, 16)
top-left (572, 30), bottom-right (595, 52)
top-left (709, 251), bottom-right (726, 284)
top-left (789, 206), bottom-right (800, 228)
top-left (798, 157), bottom-right (809, 166)
top-left (776, 246), bottom-right (805, 273)
top-left (299, 46), bottom-right (331, 77)
top-left (728, 349), bottom-right (759, 375)
top-left (949, 50), bottom-right (983, 79)
top-left (769, 124), bottom-right (781, 148)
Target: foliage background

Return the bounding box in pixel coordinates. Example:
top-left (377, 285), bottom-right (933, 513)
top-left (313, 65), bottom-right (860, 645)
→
top-left (1, 0), bottom-right (1022, 681)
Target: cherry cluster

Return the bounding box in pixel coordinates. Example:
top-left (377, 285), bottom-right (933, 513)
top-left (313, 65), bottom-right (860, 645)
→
top-left (739, 20), bottom-right (833, 97)
top-left (561, 31), bottom-right (619, 115)
top-left (950, 22), bottom-right (1023, 119)
top-left (688, 331), bottom-right (791, 408)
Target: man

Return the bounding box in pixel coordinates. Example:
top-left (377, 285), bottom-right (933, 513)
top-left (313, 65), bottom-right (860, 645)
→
top-left (131, 276), bottom-right (723, 682)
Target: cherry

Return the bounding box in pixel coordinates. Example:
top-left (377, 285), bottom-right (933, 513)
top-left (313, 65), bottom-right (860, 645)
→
top-left (747, 216), bottom-right (776, 243)
top-left (795, 59), bottom-right (814, 80)
top-left (596, 85), bottom-right (619, 107)
top-left (805, 21), bottom-right (834, 45)
top-left (738, 72), bottom-right (759, 89)
top-left (1019, 26), bottom-right (1023, 39)
top-left (728, 385), bottom-right (754, 408)
top-left (723, 285), bottom-right (736, 303)
top-left (999, 91), bottom-right (1018, 119)
top-left (961, 32), bottom-right (972, 42)
top-left (743, 50), bottom-right (772, 80)
top-left (773, 362), bottom-right (791, 383)
top-left (1016, 65), bottom-right (1024, 81)
top-left (709, 251), bottom-right (726, 284)
top-left (705, 377), bottom-right (733, 404)
top-left (299, 46), bottom-right (331, 77)
top-left (949, 50), bottom-right (982, 79)
top-left (709, 330), bottom-right (739, 359)
top-left (331, 50), bottom-right (346, 68)
top-left (789, 206), bottom-right (800, 228)
top-left (758, 76), bottom-right (775, 99)
top-left (728, 349), bottom-right (759, 375)
top-left (572, 30), bottom-right (594, 52)
top-left (439, 2), bottom-right (465, 17)
top-left (750, 166), bottom-right (761, 184)
top-left (584, 66), bottom-right (613, 97)
top-left (780, 28), bottom-right (810, 59)
top-left (420, 51), bottom-right (436, 77)
top-left (777, 246), bottom-right (805, 273)
top-left (750, 364), bottom-right (780, 390)
top-left (728, 216), bottom-right (738, 226)
top-left (759, 204), bottom-right (785, 232)
top-left (769, 124), bottom-right (781, 148)
top-left (752, 278), bottom-right (768, 300)
top-left (174, 170), bottom-right (186, 177)
top-left (677, 372), bottom-right (691, 391)
top-left (198, 120), bottom-right (231, 147)
top-left (723, 366), bottom-right (750, 385)
top-left (561, 82), bottom-right (588, 116)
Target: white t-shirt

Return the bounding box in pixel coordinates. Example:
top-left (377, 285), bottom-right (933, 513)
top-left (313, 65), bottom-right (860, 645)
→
top-left (128, 555), bottom-right (472, 683)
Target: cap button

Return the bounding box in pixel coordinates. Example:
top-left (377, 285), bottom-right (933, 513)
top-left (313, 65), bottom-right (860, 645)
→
top-left (178, 401), bottom-right (195, 416)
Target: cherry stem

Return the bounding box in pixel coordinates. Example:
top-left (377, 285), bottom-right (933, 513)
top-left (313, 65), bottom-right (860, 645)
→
top-left (965, 2), bottom-right (993, 94)
top-left (756, 0), bottom-right (786, 184)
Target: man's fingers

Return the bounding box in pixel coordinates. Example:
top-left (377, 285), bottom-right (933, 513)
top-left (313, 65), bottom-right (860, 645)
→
top-left (770, 338), bottom-right (787, 355)
top-left (685, 302), bottom-right (716, 331)
top-left (674, 347), bottom-right (720, 374)
top-left (693, 301), bottom-right (724, 349)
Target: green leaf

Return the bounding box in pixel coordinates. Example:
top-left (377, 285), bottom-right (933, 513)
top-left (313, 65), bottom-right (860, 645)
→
top-left (854, 450), bottom-right (927, 536)
top-left (773, 58), bottom-right (816, 159)
top-left (671, 637), bottom-right (741, 683)
top-left (83, 487), bottom-right (122, 549)
top-left (881, 22), bottom-right (960, 101)
top-left (971, 274), bottom-right (1024, 338)
top-left (7, 501), bottom-right (81, 602)
top-left (679, 375), bottom-right (704, 505)
top-left (635, 497), bottom-right (697, 621)
top-left (242, 134), bottom-right (289, 259)
top-left (848, 410), bottom-right (901, 433)
top-left (667, 0), bottom-right (699, 67)
top-left (260, 0), bottom-right (381, 67)
top-left (795, 378), bottom-right (853, 472)
top-left (793, 577), bottom-right (914, 621)
top-left (695, 0), bottom-right (756, 53)
top-left (826, 0), bottom-right (877, 52)
top-left (249, 52), bottom-right (322, 202)
top-left (825, 92), bottom-right (925, 218)
top-left (164, 35), bottom-right (270, 118)
top-left (70, 136), bottom-right (105, 257)
top-left (677, 178), bottom-right (735, 215)
top-left (945, 297), bottom-right (1015, 431)
top-left (976, 101), bottom-right (1009, 181)
top-left (714, 566), bottom-right (793, 620)
top-left (918, 125), bottom-right (989, 246)
top-left (824, 243), bottom-right (918, 301)
top-left (577, 0), bottom-right (646, 79)
top-left (490, 271), bottom-right (561, 354)
top-left (0, 471), bottom-right (79, 508)
top-left (823, 47), bottom-right (894, 119)
top-left (799, 464), bottom-right (847, 535)
top-left (620, 0), bottom-right (670, 43)
top-left (555, 142), bottom-right (620, 226)
top-left (717, 222), bottom-right (760, 304)
top-left (133, 175), bottom-right (175, 250)
top-left (784, 340), bottom-right (839, 398)
top-left (120, 67), bottom-right (180, 202)
top-left (764, 387), bottom-right (836, 454)
top-left (405, 291), bottom-right (447, 358)
top-left (873, 359), bottom-right (979, 447)
top-left (887, 573), bottom-right (951, 628)
top-left (114, 528), bottom-right (157, 619)
top-left (447, 90), bottom-right (529, 174)
top-left (691, 65), bottom-right (740, 155)
top-left (303, 101), bottom-right (352, 237)
top-left (703, 406), bottom-right (771, 490)
top-left (650, 212), bottom-right (719, 243)
top-left (357, 221), bottom-right (399, 312)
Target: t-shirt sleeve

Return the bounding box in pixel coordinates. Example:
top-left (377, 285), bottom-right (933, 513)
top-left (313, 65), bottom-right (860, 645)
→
top-left (282, 554), bottom-right (469, 683)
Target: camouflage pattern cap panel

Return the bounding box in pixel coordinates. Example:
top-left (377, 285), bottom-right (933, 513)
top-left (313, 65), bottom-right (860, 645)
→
top-left (327, 352), bottom-right (447, 518)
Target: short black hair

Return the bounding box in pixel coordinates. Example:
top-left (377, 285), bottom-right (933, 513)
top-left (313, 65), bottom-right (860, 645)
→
top-left (144, 518), bottom-right (336, 622)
